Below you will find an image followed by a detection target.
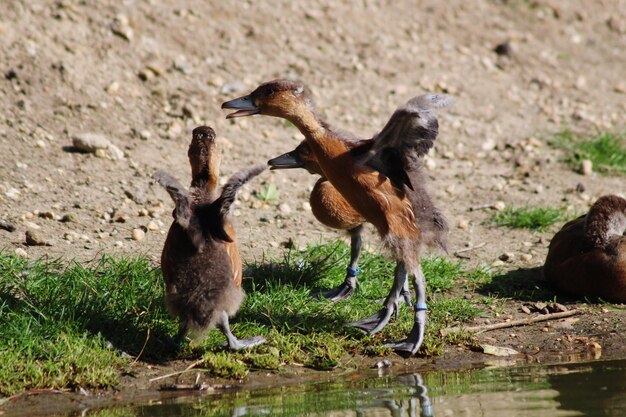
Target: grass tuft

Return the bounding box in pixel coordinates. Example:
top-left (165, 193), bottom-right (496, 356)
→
top-left (550, 129), bottom-right (626, 175)
top-left (493, 205), bottom-right (567, 231)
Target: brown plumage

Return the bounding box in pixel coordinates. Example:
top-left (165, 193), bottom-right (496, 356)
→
top-left (154, 126), bottom-right (266, 350)
top-left (268, 139), bottom-right (447, 302)
top-left (544, 195), bottom-right (626, 302)
top-left (223, 80), bottom-right (450, 355)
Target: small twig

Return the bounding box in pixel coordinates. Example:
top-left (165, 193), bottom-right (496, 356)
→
top-left (132, 328), bottom-right (150, 365)
top-left (159, 383), bottom-right (214, 391)
top-left (454, 242), bottom-right (486, 258)
top-left (441, 309), bottom-right (582, 336)
top-left (148, 359), bottom-right (205, 382)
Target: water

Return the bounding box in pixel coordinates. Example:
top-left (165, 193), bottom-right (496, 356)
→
top-left (63, 359), bottom-right (626, 416)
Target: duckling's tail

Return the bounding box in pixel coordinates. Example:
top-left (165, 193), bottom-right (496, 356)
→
top-left (584, 195), bottom-right (626, 249)
top-left (211, 164), bottom-right (267, 242)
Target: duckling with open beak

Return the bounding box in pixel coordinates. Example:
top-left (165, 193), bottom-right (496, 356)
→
top-left (544, 194), bottom-right (626, 302)
top-left (224, 81), bottom-right (450, 355)
top-left (154, 126), bottom-right (266, 351)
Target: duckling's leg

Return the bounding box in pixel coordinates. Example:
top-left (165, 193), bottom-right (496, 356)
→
top-left (316, 225), bottom-right (363, 302)
top-left (385, 264), bottom-right (428, 356)
top-left (401, 278), bottom-right (412, 306)
top-left (217, 311), bottom-right (266, 351)
top-left (345, 261), bottom-right (407, 334)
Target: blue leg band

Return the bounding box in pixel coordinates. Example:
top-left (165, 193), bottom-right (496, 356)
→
top-left (346, 266), bottom-right (360, 277)
top-left (414, 302), bottom-right (428, 311)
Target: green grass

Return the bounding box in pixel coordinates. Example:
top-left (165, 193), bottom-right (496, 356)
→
top-left (0, 243), bottom-right (488, 395)
top-left (0, 255), bottom-right (175, 396)
top-left (550, 129), bottom-right (626, 175)
top-left (493, 205), bottom-right (568, 231)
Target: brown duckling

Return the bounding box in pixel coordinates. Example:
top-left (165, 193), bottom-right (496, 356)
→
top-left (154, 126), bottom-right (266, 350)
top-left (268, 139), bottom-right (446, 303)
top-left (544, 194), bottom-right (626, 302)
top-left (223, 81), bottom-right (450, 355)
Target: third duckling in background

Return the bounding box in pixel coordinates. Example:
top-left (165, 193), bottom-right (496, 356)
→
top-left (154, 126), bottom-right (266, 351)
top-left (544, 194), bottom-right (626, 302)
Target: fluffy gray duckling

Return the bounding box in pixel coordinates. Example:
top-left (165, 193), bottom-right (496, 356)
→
top-left (154, 125), bottom-right (266, 350)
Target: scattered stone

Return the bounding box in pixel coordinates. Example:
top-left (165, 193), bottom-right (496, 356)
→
top-left (424, 156), bottom-right (437, 170)
top-left (4, 69), bottom-right (17, 80)
top-left (114, 240), bottom-right (124, 247)
top-left (457, 218), bottom-right (470, 230)
top-left (131, 228), bottom-right (145, 241)
top-left (25, 230), bottom-right (53, 246)
top-left (110, 14), bottom-right (133, 41)
top-left (533, 302), bottom-right (547, 311)
top-left (301, 202), bottom-right (312, 211)
top-left (480, 344), bottom-right (519, 357)
top-left (0, 220), bottom-right (16, 232)
top-left (64, 232), bottom-right (75, 241)
top-left (499, 252), bottom-right (514, 262)
top-left (106, 145), bottom-right (125, 160)
top-left (519, 253), bottom-right (533, 262)
top-left (147, 221), bottom-right (159, 231)
top-left (493, 201), bottom-right (506, 211)
top-left (14, 248), bottom-right (28, 258)
top-left (39, 211), bottom-right (55, 220)
top-left (278, 203), bottom-right (292, 215)
top-left (72, 133), bottom-right (111, 152)
top-left (173, 55), bottom-right (193, 74)
top-left (105, 81), bottom-right (120, 94)
top-left (139, 130), bottom-right (152, 141)
top-left (520, 305), bottom-right (532, 314)
top-left (575, 182), bottom-right (586, 193)
top-left (493, 41), bottom-right (513, 57)
top-left (60, 213), bottom-right (76, 223)
top-left (580, 159), bottom-right (593, 175)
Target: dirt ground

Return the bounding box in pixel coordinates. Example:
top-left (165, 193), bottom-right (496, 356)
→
top-left (0, 0), bottom-right (625, 413)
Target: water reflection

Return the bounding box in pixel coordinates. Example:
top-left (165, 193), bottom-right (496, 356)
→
top-left (52, 359), bottom-right (626, 417)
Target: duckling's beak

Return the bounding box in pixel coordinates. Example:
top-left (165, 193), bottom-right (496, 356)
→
top-left (267, 149), bottom-right (303, 170)
top-left (221, 95), bottom-right (260, 119)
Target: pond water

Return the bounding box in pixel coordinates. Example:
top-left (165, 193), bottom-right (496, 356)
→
top-left (65, 359), bottom-right (626, 416)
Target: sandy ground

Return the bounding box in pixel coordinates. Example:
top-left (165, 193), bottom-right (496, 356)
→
top-left (0, 0), bottom-right (625, 414)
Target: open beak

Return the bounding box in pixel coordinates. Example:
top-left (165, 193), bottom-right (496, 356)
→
top-left (221, 95), bottom-right (260, 119)
top-left (267, 149), bottom-right (303, 170)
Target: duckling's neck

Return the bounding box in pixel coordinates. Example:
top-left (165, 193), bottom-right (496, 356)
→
top-left (290, 110), bottom-right (325, 138)
top-left (192, 159), bottom-right (220, 194)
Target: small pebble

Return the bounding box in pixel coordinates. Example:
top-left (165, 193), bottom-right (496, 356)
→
top-left (25, 230), bottom-right (52, 246)
top-left (72, 133), bottom-right (112, 152)
top-left (131, 228), bottom-right (145, 241)
top-left (15, 248), bottom-right (28, 257)
top-left (457, 218), bottom-right (470, 229)
top-left (520, 253), bottom-right (533, 262)
top-left (114, 240), bottom-right (124, 247)
top-left (499, 252), bottom-right (514, 262)
top-left (581, 159), bottom-right (593, 175)
top-left (493, 201), bottom-right (506, 211)
top-left (279, 203), bottom-right (292, 215)
top-left (147, 221), bottom-right (159, 231)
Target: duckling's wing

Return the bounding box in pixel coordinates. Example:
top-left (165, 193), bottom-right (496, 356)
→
top-left (153, 171), bottom-right (193, 229)
top-left (364, 94), bottom-right (453, 189)
top-left (212, 164), bottom-right (267, 242)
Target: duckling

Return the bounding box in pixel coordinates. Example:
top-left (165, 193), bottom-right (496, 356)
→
top-left (223, 80), bottom-right (450, 355)
top-left (268, 140), bottom-right (446, 303)
top-left (544, 195), bottom-right (626, 302)
top-left (154, 125), bottom-right (266, 350)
